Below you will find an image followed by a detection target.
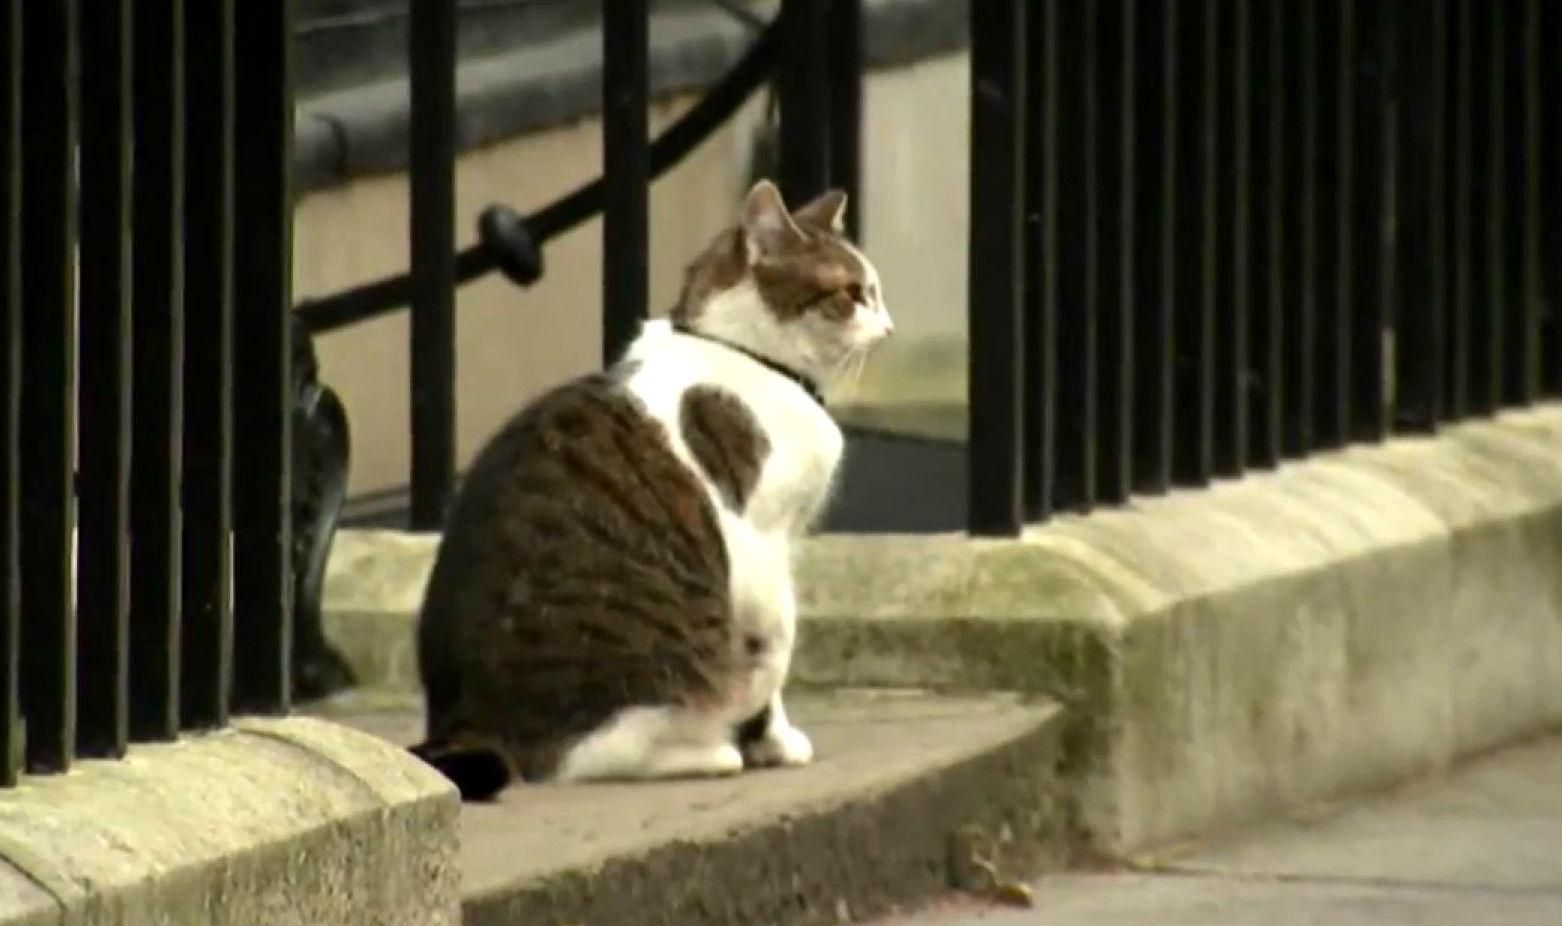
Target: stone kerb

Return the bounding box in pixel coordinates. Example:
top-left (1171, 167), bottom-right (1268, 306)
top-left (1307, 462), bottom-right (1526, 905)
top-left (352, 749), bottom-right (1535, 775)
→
top-left (322, 405), bottom-right (1562, 855)
top-left (0, 716), bottom-right (460, 926)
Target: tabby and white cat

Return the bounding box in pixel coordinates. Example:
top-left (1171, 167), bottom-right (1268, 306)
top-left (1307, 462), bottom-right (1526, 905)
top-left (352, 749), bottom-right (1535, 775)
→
top-left (411, 180), bottom-right (893, 799)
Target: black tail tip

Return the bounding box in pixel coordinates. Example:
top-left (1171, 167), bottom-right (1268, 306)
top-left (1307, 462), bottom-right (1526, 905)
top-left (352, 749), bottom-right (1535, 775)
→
top-left (410, 739), bottom-right (513, 802)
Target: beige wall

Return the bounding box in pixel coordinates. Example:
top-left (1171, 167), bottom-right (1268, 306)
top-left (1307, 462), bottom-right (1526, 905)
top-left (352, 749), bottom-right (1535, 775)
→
top-left (296, 51), bottom-right (971, 497)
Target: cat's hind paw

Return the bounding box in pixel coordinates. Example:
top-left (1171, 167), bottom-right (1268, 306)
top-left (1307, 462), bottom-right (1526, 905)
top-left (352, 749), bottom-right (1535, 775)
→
top-left (644, 741), bottom-right (746, 779)
top-left (743, 723), bottom-right (814, 769)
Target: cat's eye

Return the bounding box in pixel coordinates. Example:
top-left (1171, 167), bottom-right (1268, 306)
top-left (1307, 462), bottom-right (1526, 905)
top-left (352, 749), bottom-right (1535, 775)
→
top-left (844, 282), bottom-right (864, 304)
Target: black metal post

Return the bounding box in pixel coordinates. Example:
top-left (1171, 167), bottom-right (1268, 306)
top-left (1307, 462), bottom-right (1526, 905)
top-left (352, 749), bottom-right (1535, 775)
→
top-left (182, 0), bottom-right (235, 730)
top-left (409, 0), bottom-right (458, 530)
top-left (1022, 0), bottom-right (1057, 522)
top-left (1468, 0), bottom-right (1504, 415)
top-left (19, 0), bottom-right (78, 773)
top-left (1349, 0), bottom-right (1389, 442)
top-left (779, 0), bottom-right (831, 205)
top-left (1172, 0), bottom-right (1216, 485)
top-left (967, 0), bottom-right (1028, 536)
top-left (1248, 0), bottom-right (1285, 465)
top-left (1503, 0), bottom-right (1541, 406)
top-left (1545, 0), bottom-right (1562, 398)
top-left (1446, 0), bottom-right (1473, 419)
top-left (77, 0), bottom-right (134, 758)
top-left (1313, 0), bottom-right (1349, 449)
top-left (232, 0), bottom-right (293, 715)
top-left (129, 0), bottom-right (185, 742)
top-left (1283, 0), bottom-right (1318, 456)
top-left (1133, 0), bottom-right (1176, 493)
top-left (0, 0), bottom-right (21, 788)
top-left (602, 0), bottom-right (649, 366)
top-left (1053, 0), bottom-right (1097, 513)
top-left (1215, 0), bottom-right (1251, 476)
top-left (1095, 0), bottom-right (1135, 505)
top-left (827, 0), bottom-right (864, 236)
top-left (1393, 0), bottom-right (1447, 430)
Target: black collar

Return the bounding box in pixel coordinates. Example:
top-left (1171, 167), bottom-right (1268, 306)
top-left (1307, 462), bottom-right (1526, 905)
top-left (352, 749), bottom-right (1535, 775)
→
top-left (671, 322), bottom-right (825, 407)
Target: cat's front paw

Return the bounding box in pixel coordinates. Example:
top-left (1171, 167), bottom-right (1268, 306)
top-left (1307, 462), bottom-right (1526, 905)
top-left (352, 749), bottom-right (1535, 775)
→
top-left (744, 723), bottom-right (814, 768)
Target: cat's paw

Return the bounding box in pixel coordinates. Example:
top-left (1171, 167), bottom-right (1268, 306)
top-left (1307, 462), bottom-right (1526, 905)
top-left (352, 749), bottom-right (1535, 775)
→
top-left (743, 723), bottom-right (814, 768)
top-left (645, 741), bottom-right (746, 779)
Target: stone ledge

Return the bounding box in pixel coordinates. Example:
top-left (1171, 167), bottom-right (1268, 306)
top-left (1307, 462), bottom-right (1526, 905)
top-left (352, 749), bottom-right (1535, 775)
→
top-left (0, 717), bottom-right (460, 926)
top-left (321, 404), bottom-right (1562, 856)
top-left (310, 688), bottom-right (1072, 926)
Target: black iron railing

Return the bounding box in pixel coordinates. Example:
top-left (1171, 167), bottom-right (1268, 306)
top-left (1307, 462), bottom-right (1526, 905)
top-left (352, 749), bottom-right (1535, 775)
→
top-left (296, 0), bottom-right (862, 530)
top-left (967, 0), bottom-right (1562, 536)
top-left (10, 0), bottom-right (1554, 789)
top-left (0, 0), bottom-right (294, 787)
top-left (0, 0), bottom-right (861, 788)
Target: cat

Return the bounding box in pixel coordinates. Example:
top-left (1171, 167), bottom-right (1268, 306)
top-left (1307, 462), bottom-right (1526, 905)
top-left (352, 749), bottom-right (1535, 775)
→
top-left (410, 179), bottom-right (893, 799)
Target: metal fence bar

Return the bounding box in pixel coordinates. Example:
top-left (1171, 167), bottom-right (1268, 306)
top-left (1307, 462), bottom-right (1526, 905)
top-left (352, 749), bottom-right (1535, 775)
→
top-left (1349, 0), bottom-right (1389, 442)
top-left (129, 0), bottom-right (185, 742)
top-left (1545, 0), bottom-right (1562, 398)
top-left (1282, 0), bottom-right (1318, 455)
top-left (1172, 0), bottom-right (1215, 485)
top-left (1445, 0), bottom-right (1473, 419)
top-left (1214, 0), bottom-right (1251, 476)
top-left (1392, 0), bottom-right (1447, 431)
top-left (1022, 0), bottom-right (1057, 522)
top-left (1053, 0), bottom-right (1097, 512)
top-left (827, 0), bottom-right (864, 237)
top-left (0, 0), bottom-right (20, 788)
top-left (1503, 0), bottom-right (1542, 405)
top-left (966, 0), bottom-right (1028, 536)
top-left (181, 0), bottom-right (235, 730)
top-left (77, 0), bottom-right (134, 757)
top-left (602, 0), bottom-right (649, 366)
top-left (1468, 0), bottom-right (1504, 415)
top-left (409, 0), bottom-right (457, 529)
top-left (1132, 0), bottom-right (1175, 493)
top-left (1095, 0), bottom-right (1134, 505)
top-left (1247, 0), bottom-right (1285, 465)
top-left (19, 0), bottom-right (78, 773)
top-left (1313, 0), bottom-right (1349, 449)
top-left (779, 0), bottom-right (831, 204)
top-left (232, 0), bottom-right (294, 714)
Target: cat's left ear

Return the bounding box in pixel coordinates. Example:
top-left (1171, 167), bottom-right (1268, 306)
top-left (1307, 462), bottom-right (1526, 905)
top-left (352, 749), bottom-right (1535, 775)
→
top-left (792, 189), bottom-right (848, 234)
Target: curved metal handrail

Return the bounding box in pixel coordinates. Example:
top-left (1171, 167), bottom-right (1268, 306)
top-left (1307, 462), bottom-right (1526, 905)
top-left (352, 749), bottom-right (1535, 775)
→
top-left (296, 16), bottom-right (780, 336)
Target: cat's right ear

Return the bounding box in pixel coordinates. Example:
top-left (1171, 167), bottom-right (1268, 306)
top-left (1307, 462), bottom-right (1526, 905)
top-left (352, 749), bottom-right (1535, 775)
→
top-left (740, 179), bottom-right (805, 261)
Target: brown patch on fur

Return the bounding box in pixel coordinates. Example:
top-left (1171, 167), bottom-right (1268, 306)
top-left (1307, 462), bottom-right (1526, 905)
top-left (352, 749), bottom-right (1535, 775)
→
top-left (416, 371), bottom-right (740, 786)
top-left (671, 186), bottom-right (867, 325)
top-left (679, 386), bottom-right (771, 512)
top-left (751, 232), bottom-right (867, 321)
top-left (671, 228), bottom-right (747, 326)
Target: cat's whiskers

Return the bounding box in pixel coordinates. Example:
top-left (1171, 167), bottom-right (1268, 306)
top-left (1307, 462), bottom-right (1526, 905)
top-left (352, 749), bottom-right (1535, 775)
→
top-left (829, 347), bottom-right (871, 402)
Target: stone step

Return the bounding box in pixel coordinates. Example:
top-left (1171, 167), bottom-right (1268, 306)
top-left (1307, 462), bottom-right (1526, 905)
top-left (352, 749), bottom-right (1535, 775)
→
top-left (323, 406), bottom-right (1562, 859)
top-left (307, 688), bottom-right (1074, 926)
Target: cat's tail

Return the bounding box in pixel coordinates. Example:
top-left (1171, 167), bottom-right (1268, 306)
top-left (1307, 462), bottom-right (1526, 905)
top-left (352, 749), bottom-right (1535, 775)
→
top-left (409, 733), bottom-right (515, 802)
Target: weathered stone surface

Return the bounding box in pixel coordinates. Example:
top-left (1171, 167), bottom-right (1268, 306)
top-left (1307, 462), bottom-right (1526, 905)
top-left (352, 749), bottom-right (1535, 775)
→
top-left (891, 736), bottom-right (1562, 926)
top-left (313, 688), bottom-right (1073, 926)
top-left (322, 405), bottom-right (1562, 855)
top-left (0, 718), bottom-right (460, 926)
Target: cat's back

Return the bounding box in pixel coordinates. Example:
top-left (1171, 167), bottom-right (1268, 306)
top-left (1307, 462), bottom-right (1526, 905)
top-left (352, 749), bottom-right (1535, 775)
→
top-left (416, 368), bottom-right (733, 746)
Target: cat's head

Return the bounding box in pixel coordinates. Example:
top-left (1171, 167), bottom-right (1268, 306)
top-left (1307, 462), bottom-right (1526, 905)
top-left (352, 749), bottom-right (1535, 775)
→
top-left (671, 179), bottom-right (894, 388)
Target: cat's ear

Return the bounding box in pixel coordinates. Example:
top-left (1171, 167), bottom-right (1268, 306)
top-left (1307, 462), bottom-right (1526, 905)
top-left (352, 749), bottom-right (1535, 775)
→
top-left (740, 179), bottom-right (805, 259)
top-left (792, 189), bottom-right (848, 234)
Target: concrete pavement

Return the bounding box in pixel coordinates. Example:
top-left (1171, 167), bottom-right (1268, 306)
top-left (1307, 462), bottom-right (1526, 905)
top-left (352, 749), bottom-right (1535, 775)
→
top-left (886, 735), bottom-right (1562, 926)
